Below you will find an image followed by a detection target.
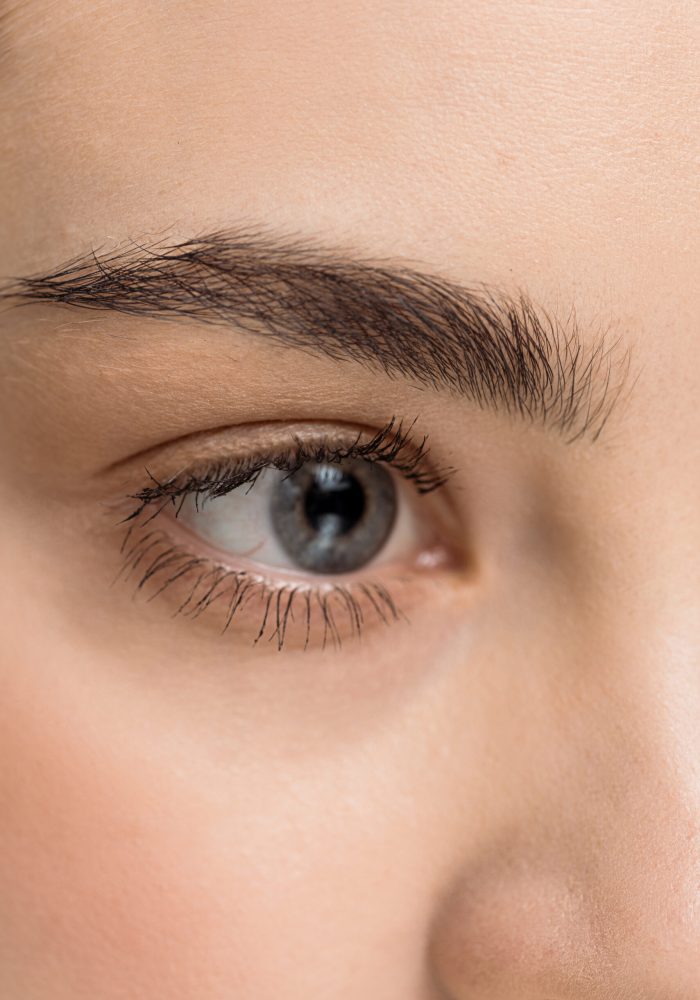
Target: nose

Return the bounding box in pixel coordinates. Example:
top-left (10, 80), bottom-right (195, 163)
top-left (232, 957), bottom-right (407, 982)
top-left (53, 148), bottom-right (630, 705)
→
top-left (427, 584), bottom-right (700, 997)
top-left (430, 813), bottom-right (700, 997)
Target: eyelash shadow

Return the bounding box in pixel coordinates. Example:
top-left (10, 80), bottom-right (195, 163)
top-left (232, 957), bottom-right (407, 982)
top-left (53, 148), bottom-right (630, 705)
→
top-left (115, 417), bottom-right (449, 651)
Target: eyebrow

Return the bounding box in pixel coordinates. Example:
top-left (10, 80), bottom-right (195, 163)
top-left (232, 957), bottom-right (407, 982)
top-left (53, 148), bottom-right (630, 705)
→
top-left (0, 227), bottom-right (631, 442)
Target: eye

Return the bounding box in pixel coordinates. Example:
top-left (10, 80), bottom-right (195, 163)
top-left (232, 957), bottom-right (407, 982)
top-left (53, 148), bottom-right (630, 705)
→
top-left (177, 458), bottom-right (415, 576)
top-left (119, 418), bottom-right (457, 650)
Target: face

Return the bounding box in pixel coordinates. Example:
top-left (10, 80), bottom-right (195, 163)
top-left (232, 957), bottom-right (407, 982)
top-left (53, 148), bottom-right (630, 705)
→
top-left (1, 1), bottom-right (699, 996)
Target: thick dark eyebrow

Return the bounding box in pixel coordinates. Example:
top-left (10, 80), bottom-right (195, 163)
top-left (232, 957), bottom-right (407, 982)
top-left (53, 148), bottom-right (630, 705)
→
top-left (0, 227), bottom-right (631, 442)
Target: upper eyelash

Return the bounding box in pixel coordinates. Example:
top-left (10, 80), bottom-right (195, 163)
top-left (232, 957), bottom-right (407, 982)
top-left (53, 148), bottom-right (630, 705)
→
top-left (122, 416), bottom-right (453, 525)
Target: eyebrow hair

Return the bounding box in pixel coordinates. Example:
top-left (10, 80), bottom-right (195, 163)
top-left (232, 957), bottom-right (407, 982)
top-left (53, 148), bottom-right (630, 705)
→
top-left (0, 227), bottom-right (631, 442)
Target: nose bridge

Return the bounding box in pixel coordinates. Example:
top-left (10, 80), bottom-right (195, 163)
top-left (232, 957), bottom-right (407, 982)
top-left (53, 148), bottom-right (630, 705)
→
top-left (576, 633), bottom-right (700, 990)
top-left (595, 579), bottom-right (700, 978)
top-left (427, 542), bottom-right (700, 997)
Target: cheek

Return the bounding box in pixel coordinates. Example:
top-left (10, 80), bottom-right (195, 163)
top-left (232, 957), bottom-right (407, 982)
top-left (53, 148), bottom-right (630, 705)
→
top-left (0, 639), bottom-right (438, 1000)
top-left (0, 659), bottom-right (265, 997)
top-left (0, 645), bottom-right (326, 999)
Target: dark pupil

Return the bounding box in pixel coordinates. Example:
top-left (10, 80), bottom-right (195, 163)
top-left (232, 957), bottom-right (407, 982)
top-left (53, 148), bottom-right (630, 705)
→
top-left (304, 466), bottom-right (366, 538)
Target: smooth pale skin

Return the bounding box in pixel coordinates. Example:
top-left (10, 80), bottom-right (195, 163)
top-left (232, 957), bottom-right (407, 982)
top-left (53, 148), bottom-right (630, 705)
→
top-left (0, 1), bottom-right (699, 997)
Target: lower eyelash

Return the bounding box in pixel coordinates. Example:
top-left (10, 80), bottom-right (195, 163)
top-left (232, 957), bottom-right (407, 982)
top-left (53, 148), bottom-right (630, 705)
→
top-left (116, 526), bottom-right (406, 651)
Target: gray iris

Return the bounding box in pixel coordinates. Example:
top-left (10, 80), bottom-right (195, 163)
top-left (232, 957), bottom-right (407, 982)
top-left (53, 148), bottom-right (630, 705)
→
top-left (269, 459), bottom-right (397, 574)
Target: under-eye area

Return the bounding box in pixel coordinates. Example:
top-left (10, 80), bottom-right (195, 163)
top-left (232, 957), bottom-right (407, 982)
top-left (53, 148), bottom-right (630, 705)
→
top-left (114, 417), bottom-right (463, 651)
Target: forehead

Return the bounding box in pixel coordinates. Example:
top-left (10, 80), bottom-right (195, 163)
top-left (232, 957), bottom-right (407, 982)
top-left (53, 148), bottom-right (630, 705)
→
top-left (0, 0), bottom-right (697, 308)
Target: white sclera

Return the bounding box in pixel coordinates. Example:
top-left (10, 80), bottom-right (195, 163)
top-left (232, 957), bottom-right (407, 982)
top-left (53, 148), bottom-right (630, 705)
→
top-left (176, 465), bottom-right (422, 576)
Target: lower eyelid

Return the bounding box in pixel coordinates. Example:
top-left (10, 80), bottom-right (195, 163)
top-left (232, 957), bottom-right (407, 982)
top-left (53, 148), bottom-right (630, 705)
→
top-left (118, 525), bottom-right (398, 650)
top-left (116, 515), bottom-right (456, 652)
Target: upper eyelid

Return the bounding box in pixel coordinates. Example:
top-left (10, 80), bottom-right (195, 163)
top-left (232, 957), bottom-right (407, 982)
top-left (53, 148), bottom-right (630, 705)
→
top-left (122, 417), bottom-right (455, 518)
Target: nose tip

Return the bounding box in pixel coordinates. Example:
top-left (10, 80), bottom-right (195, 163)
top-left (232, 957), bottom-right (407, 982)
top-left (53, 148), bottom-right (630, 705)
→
top-left (428, 858), bottom-right (603, 996)
top-left (428, 818), bottom-right (700, 999)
